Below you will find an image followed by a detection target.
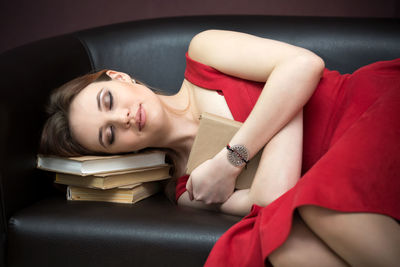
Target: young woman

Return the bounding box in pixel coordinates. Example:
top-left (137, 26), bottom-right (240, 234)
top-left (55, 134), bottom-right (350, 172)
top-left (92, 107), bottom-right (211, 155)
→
top-left (40, 30), bottom-right (400, 266)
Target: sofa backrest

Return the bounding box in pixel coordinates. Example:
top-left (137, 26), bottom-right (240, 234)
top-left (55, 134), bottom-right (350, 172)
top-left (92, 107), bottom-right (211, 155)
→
top-left (76, 16), bottom-right (400, 93)
top-left (0, 14), bottom-right (399, 240)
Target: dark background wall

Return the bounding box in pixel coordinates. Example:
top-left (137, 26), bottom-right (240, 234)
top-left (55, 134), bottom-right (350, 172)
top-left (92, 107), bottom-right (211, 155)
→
top-left (1, 0), bottom-right (399, 54)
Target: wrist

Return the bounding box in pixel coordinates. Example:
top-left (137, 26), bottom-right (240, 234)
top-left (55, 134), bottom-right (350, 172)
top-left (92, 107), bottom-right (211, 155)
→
top-left (214, 147), bottom-right (244, 178)
top-left (226, 144), bottom-right (250, 167)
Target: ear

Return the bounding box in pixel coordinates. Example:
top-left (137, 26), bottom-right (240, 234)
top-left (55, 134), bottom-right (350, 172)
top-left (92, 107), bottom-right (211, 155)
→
top-left (106, 70), bottom-right (133, 83)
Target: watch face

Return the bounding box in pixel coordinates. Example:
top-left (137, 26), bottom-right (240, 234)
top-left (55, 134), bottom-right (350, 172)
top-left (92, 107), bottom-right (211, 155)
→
top-left (227, 144), bottom-right (249, 167)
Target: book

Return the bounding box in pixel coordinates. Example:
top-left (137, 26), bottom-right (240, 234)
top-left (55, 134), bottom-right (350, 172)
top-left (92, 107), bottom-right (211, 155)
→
top-left (66, 182), bottom-right (161, 204)
top-left (186, 112), bottom-right (263, 189)
top-left (55, 165), bottom-right (171, 189)
top-left (37, 151), bottom-right (167, 176)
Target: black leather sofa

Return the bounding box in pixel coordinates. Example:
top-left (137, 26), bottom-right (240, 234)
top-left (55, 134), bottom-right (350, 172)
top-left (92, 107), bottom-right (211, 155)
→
top-left (1, 16), bottom-right (399, 267)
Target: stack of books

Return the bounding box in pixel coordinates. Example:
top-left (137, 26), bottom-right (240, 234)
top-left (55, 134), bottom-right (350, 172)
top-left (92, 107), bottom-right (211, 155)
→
top-left (37, 151), bottom-right (171, 204)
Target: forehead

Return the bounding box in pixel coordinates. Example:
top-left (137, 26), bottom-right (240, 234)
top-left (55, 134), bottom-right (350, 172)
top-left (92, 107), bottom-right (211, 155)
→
top-left (70, 81), bottom-right (109, 115)
top-left (69, 82), bottom-right (107, 152)
top-left (76, 81), bottom-right (108, 101)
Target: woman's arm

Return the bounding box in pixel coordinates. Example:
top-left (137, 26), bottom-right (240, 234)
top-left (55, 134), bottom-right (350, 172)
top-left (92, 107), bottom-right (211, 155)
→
top-left (180, 109), bottom-right (303, 216)
top-left (186, 30), bottom-right (324, 204)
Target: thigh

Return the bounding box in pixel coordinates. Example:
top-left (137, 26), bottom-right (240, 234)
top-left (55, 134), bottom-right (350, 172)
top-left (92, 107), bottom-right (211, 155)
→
top-left (269, 211), bottom-right (348, 267)
top-left (299, 205), bottom-right (400, 267)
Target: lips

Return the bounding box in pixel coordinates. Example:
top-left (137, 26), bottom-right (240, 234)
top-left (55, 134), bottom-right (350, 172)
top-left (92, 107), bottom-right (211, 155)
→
top-left (135, 104), bottom-right (146, 131)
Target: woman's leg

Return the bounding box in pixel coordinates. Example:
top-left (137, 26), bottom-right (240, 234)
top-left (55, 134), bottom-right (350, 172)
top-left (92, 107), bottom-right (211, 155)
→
top-left (299, 205), bottom-right (400, 267)
top-left (269, 212), bottom-right (349, 267)
top-left (179, 192), bottom-right (349, 266)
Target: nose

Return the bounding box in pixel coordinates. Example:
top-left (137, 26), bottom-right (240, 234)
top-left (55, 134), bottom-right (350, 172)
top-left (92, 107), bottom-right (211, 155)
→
top-left (109, 109), bottom-right (132, 128)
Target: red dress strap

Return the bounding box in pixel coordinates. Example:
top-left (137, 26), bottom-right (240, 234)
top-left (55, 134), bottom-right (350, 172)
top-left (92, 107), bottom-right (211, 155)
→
top-left (184, 52), bottom-right (264, 123)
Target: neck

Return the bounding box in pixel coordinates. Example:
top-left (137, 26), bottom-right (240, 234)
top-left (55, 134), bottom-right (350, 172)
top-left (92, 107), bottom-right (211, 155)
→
top-left (156, 81), bottom-right (200, 162)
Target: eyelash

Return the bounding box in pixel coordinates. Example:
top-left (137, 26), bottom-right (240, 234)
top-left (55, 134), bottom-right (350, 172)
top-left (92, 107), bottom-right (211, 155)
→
top-left (104, 90), bottom-right (114, 145)
top-left (105, 91), bottom-right (113, 110)
top-left (108, 125), bottom-right (115, 145)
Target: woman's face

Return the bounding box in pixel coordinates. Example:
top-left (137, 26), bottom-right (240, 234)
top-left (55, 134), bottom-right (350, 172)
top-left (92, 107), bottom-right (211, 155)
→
top-left (69, 71), bottom-right (166, 154)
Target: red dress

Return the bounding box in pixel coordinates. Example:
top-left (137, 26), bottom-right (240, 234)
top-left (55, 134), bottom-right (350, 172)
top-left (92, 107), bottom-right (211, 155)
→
top-left (176, 53), bottom-right (400, 266)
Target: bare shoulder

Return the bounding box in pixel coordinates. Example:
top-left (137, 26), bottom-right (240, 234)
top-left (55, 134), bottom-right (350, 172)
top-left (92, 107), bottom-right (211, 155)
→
top-left (188, 30), bottom-right (262, 68)
top-left (187, 30), bottom-right (237, 63)
top-left (187, 30), bottom-right (324, 82)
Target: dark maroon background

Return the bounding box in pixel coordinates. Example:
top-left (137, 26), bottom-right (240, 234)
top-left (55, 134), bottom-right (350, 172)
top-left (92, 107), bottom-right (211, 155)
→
top-left (1, 0), bottom-right (399, 54)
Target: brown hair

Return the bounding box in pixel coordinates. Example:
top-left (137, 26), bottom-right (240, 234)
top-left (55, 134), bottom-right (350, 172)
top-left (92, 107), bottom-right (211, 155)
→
top-left (39, 70), bottom-right (112, 157)
top-left (39, 69), bottom-right (186, 156)
top-left (40, 70), bottom-right (185, 202)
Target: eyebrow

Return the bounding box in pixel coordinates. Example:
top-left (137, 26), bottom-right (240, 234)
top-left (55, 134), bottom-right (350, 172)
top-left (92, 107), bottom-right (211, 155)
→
top-left (98, 127), bottom-right (106, 148)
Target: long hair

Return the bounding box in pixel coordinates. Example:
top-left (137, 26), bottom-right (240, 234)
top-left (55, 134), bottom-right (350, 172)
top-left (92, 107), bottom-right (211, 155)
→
top-left (40, 70), bottom-right (111, 156)
top-left (39, 70), bottom-right (183, 202)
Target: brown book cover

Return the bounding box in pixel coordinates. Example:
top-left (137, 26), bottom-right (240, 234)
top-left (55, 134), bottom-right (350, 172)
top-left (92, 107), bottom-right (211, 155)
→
top-left (66, 182), bottom-right (161, 204)
top-left (187, 112), bottom-right (262, 189)
top-left (37, 151), bottom-right (166, 176)
top-left (55, 165), bottom-right (171, 189)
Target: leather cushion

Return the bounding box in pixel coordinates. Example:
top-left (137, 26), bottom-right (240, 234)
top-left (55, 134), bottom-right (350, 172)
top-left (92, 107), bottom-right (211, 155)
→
top-left (7, 194), bottom-right (240, 267)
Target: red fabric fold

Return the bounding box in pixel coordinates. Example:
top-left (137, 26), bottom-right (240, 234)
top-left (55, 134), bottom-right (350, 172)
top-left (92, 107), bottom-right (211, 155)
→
top-left (178, 54), bottom-right (400, 266)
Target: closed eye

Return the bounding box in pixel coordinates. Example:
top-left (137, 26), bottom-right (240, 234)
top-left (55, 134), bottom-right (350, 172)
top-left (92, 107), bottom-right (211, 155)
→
top-left (104, 125), bottom-right (115, 146)
top-left (97, 89), bottom-right (115, 147)
top-left (99, 125), bottom-right (115, 148)
top-left (104, 90), bottom-right (113, 110)
top-left (108, 125), bottom-right (115, 145)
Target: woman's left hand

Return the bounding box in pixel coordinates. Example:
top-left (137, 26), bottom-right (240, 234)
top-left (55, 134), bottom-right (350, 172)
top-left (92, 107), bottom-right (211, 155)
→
top-left (186, 148), bottom-right (243, 204)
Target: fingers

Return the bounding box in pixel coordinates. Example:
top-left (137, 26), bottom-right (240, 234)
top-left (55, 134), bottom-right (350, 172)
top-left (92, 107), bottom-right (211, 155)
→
top-left (186, 174), bottom-right (232, 204)
top-left (186, 176), bottom-right (194, 201)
